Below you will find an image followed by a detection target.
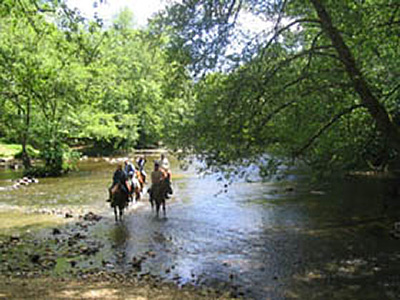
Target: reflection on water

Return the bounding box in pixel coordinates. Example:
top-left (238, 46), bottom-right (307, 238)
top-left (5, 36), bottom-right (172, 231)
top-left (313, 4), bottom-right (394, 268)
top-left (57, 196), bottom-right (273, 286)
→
top-left (1, 156), bottom-right (400, 299)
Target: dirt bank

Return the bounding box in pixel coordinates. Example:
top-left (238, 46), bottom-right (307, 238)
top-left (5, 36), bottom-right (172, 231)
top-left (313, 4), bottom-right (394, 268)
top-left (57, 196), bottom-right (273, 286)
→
top-left (0, 277), bottom-right (234, 300)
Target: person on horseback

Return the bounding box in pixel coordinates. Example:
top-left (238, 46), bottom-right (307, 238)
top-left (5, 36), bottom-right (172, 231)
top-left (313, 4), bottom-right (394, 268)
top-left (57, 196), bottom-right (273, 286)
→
top-left (124, 160), bottom-right (135, 202)
top-left (107, 164), bottom-right (129, 202)
top-left (148, 161), bottom-right (163, 202)
top-left (149, 160), bottom-right (173, 216)
top-left (151, 161), bottom-right (164, 184)
top-left (159, 154), bottom-right (172, 199)
top-left (136, 155), bottom-right (147, 183)
top-left (160, 153), bottom-right (171, 180)
top-left (124, 160), bottom-right (135, 176)
top-left (127, 171), bottom-right (136, 202)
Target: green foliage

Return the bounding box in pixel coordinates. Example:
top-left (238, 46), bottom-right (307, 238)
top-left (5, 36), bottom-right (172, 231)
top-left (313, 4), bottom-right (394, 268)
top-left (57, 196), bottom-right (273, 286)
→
top-left (14, 146), bottom-right (40, 160)
top-left (0, 1), bottom-right (191, 176)
top-left (159, 0), bottom-right (400, 177)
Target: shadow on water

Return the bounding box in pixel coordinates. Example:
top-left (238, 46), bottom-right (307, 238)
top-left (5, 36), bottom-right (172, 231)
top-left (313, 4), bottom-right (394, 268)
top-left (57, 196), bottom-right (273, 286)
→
top-left (1, 156), bottom-right (400, 299)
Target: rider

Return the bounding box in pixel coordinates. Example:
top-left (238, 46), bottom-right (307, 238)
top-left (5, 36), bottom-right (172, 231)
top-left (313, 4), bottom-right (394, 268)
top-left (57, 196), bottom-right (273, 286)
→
top-left (159, 154), bottom-right (173, 199)
top-left (136, 155), bottom-right (147, 183)
top-left (148, 161), bottom-right (164, 202)
top-left (159, 153), bottom-right (171, 180)
top-left (124, 160), bottom-right (135, 176)
top-left (126, 170), bottom-right (135, 202)
top-left (124, 160), bottom-right (136, 201)
top-left (107, 164), bottom-right (129, 202)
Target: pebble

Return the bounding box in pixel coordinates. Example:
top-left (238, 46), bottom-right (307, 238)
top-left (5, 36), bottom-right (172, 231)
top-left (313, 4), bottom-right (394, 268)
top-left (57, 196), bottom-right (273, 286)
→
top-left (83, 212), bottom-right (102, 222)
top-left (52, 228), bottom-right (61, 235)
top-left (30, 254), bottom-right (40, 264)
top-left (10, 235), bottom-right (20, 242)
top-left (173, 274), bottom-right (180, 280)
top-left (146, 251), bottom-right (156, 258)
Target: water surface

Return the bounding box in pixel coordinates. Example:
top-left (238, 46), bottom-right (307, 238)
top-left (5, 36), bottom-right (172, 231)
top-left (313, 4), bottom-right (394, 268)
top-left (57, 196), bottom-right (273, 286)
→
top-left (1, 156), bottom-right (400, 299)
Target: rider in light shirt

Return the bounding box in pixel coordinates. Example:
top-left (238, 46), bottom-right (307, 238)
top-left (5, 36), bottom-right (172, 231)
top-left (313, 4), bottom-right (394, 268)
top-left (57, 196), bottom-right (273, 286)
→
top-left (159, 153), bottom-right (171, 180)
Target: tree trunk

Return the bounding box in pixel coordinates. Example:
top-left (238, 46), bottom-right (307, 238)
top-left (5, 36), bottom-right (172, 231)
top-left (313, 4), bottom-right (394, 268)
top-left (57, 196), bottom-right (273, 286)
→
top-left (21, 98), bottom-right (32, 169)
top-left (21, 141), bottom-right (31, 169)
top-left (310, 0), bottom-right (400, 152)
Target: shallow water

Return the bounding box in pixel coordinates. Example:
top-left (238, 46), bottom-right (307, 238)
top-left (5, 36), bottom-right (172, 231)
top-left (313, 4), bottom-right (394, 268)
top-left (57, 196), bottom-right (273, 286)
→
top-left (1, 156), bottom-right (400, 299)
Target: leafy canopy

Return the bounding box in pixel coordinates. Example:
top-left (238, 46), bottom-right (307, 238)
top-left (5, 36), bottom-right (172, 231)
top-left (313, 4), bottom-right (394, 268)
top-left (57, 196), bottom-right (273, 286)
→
top-left (158, 0), bottom-right (400, 177)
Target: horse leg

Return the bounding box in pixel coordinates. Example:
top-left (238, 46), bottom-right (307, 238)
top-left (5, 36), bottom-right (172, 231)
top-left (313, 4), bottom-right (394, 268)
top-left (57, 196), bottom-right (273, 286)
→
top-left (135, 189), bottom-right (140, 202)
top-left (114, 206), bottom-right (118, 222)
top-left (120, 207), bottom-right (123, 221)
top-left (156, 202), bottom-right (160, 217)
top-left (149, 190), bottom-right (154, 211)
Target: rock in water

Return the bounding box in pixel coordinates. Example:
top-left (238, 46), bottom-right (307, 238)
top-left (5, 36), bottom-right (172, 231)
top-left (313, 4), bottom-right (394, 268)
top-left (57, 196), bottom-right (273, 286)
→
top-left (30, 254), bottom-right (40, 264)
top-left (52, 228), bottom-right (61, 235)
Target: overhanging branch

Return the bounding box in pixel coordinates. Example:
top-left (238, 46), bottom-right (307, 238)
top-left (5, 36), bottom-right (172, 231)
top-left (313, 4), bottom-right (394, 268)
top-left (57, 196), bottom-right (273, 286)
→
top-left (259, 18), bottom-right (322, 61)
top-left (294, 104), bottom-right (365, 157)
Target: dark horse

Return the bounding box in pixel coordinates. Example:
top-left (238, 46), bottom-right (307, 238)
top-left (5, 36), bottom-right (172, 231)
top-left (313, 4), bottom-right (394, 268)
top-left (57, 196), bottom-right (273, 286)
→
top-left (149, 178), bottom-right (173, 217)
top-left (110, 183), bottom-right (129, 222)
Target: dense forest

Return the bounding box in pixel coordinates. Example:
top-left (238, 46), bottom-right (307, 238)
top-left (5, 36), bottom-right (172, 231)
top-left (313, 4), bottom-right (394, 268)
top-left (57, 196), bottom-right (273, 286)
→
top-left (0, 0), bottom-right (192, 175)
top-left (1, 0), bottom-right (399, 178)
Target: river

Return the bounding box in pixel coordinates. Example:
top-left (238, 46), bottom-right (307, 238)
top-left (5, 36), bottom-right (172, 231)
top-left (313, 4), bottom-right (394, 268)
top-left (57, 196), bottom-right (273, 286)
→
top-left (1, 155), bottom-right (400, 299)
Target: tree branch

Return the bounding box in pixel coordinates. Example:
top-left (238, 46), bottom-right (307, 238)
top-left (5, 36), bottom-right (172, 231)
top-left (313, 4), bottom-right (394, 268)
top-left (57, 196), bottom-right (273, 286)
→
top-left (253, 80), bottom-right (353, 132)
top-left (259, 45), bottom-right (336, 89)
top-left (294, 104), bottom-right (364, 157)
top-left (0, 91), bottom-right (25, 112)
top-left (383, 83), bottom-right (400, 102)
top-left (310, 0), bottom-right (400, 152)
top-left (16, 0), bottom-right (41, 35)
top-left (259, 18), bottom-right (322, 61)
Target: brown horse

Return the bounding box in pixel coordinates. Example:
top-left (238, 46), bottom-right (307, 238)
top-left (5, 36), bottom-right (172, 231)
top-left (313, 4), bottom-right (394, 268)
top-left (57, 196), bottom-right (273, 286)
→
top-left (133, 171), bottom-right (145, 202)
top-left (149, 177), bottom-right (173, 217)
top-left (110, 182), bottom-right (129, 222)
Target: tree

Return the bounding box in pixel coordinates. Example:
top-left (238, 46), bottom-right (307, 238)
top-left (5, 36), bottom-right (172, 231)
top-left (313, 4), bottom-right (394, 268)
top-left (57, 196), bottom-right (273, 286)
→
top-left (158, 0), bottom-right (400, 176)
top-left (0, 0), bottom-right (94, 173)
top-left (0, 1), bottom-right (193, 175)
top-left (73, 8), bottom-right (192, 150)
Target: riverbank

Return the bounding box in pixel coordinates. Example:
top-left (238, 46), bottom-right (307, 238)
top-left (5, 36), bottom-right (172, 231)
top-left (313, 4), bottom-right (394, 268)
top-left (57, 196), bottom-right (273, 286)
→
top-left (0, 276), bottom-right (232, 300)
top-left (0, 144), bottom-right (172, 170)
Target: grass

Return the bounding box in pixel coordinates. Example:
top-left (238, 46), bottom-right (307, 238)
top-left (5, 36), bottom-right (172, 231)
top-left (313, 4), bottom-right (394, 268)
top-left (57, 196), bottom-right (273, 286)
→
top-left (0, 141), bottom-right (39, 159)
top-left (0, 142), bottom-right (21, 158)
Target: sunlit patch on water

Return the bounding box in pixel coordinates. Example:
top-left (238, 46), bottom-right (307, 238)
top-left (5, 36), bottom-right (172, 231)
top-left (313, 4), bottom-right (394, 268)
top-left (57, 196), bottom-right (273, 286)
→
top-left (0, 210), bottom-right (69, 236)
